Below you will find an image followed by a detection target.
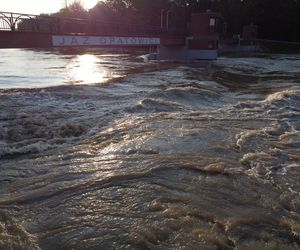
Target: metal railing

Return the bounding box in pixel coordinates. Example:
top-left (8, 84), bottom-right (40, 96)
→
top-left (0, 11), bottom-right (186, 36)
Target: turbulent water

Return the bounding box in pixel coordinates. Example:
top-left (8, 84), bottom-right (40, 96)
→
top-left (1, 49), bottom-right (300, 250)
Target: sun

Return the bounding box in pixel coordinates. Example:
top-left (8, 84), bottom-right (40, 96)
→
top-left (82, 0), bottom-right (99, 9)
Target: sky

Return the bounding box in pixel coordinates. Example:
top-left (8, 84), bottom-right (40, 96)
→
top-left (1, 0), bottom-right (99, 15)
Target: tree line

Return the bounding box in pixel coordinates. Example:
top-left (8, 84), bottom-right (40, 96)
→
top-left (48, 0), bottom-right (300, 42)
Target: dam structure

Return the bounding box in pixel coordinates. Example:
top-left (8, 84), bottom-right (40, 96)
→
top-left (0, 10), bottom-right (221, 60)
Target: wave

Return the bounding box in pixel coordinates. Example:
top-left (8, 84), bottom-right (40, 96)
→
top-left (263, 90), bottom-right (300, 106)
top-left (127, 98), bottom-right (185, 113)
top-left (0, 211), bottom-right (40, 250)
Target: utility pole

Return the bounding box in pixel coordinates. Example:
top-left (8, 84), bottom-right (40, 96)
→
top-left (161, 9), bottom-right (166, 29)
top-left (166, 10), bottom-right (171, 31)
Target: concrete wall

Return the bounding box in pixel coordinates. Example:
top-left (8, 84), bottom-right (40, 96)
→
top-left (158, 45), bottom-right (218, 60)
top-left (0, 31), bottom-right (52, 48)
top-left (0, 31), bottom-right (185, 48)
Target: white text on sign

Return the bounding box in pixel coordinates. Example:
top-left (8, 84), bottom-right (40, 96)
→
top-left (52, 36), bottom-right (160, 46)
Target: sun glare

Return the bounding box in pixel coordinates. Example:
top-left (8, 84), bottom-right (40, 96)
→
top-left (82, 0), bottom-right (99, 9)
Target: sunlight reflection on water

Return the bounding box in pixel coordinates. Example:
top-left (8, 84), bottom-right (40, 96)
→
top-left (66, 54), bottom-right (118, 85)
top-left (0, 49), bottom-right (127, 88)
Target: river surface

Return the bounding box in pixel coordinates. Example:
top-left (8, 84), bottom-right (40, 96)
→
top-left (0, 49), bottom-right (300, 250)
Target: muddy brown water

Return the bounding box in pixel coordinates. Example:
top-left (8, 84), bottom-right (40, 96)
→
top-left (0, 49), bottom-right (300, 249)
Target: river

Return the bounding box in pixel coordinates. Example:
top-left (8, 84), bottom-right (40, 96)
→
top-left (0, 49), bottom-right (300, 249)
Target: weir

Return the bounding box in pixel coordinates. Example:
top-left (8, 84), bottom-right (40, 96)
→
top-left (0, 10), bottom-right (221, 60)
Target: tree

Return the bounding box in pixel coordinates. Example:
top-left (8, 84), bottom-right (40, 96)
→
top-left (55, 0), bottom-right (88, 18)
top-left (32, 0), bottom-right (299, 42)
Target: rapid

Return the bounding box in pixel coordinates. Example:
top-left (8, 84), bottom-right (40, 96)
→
top-left (0, 49), bottom-right (300, 249)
